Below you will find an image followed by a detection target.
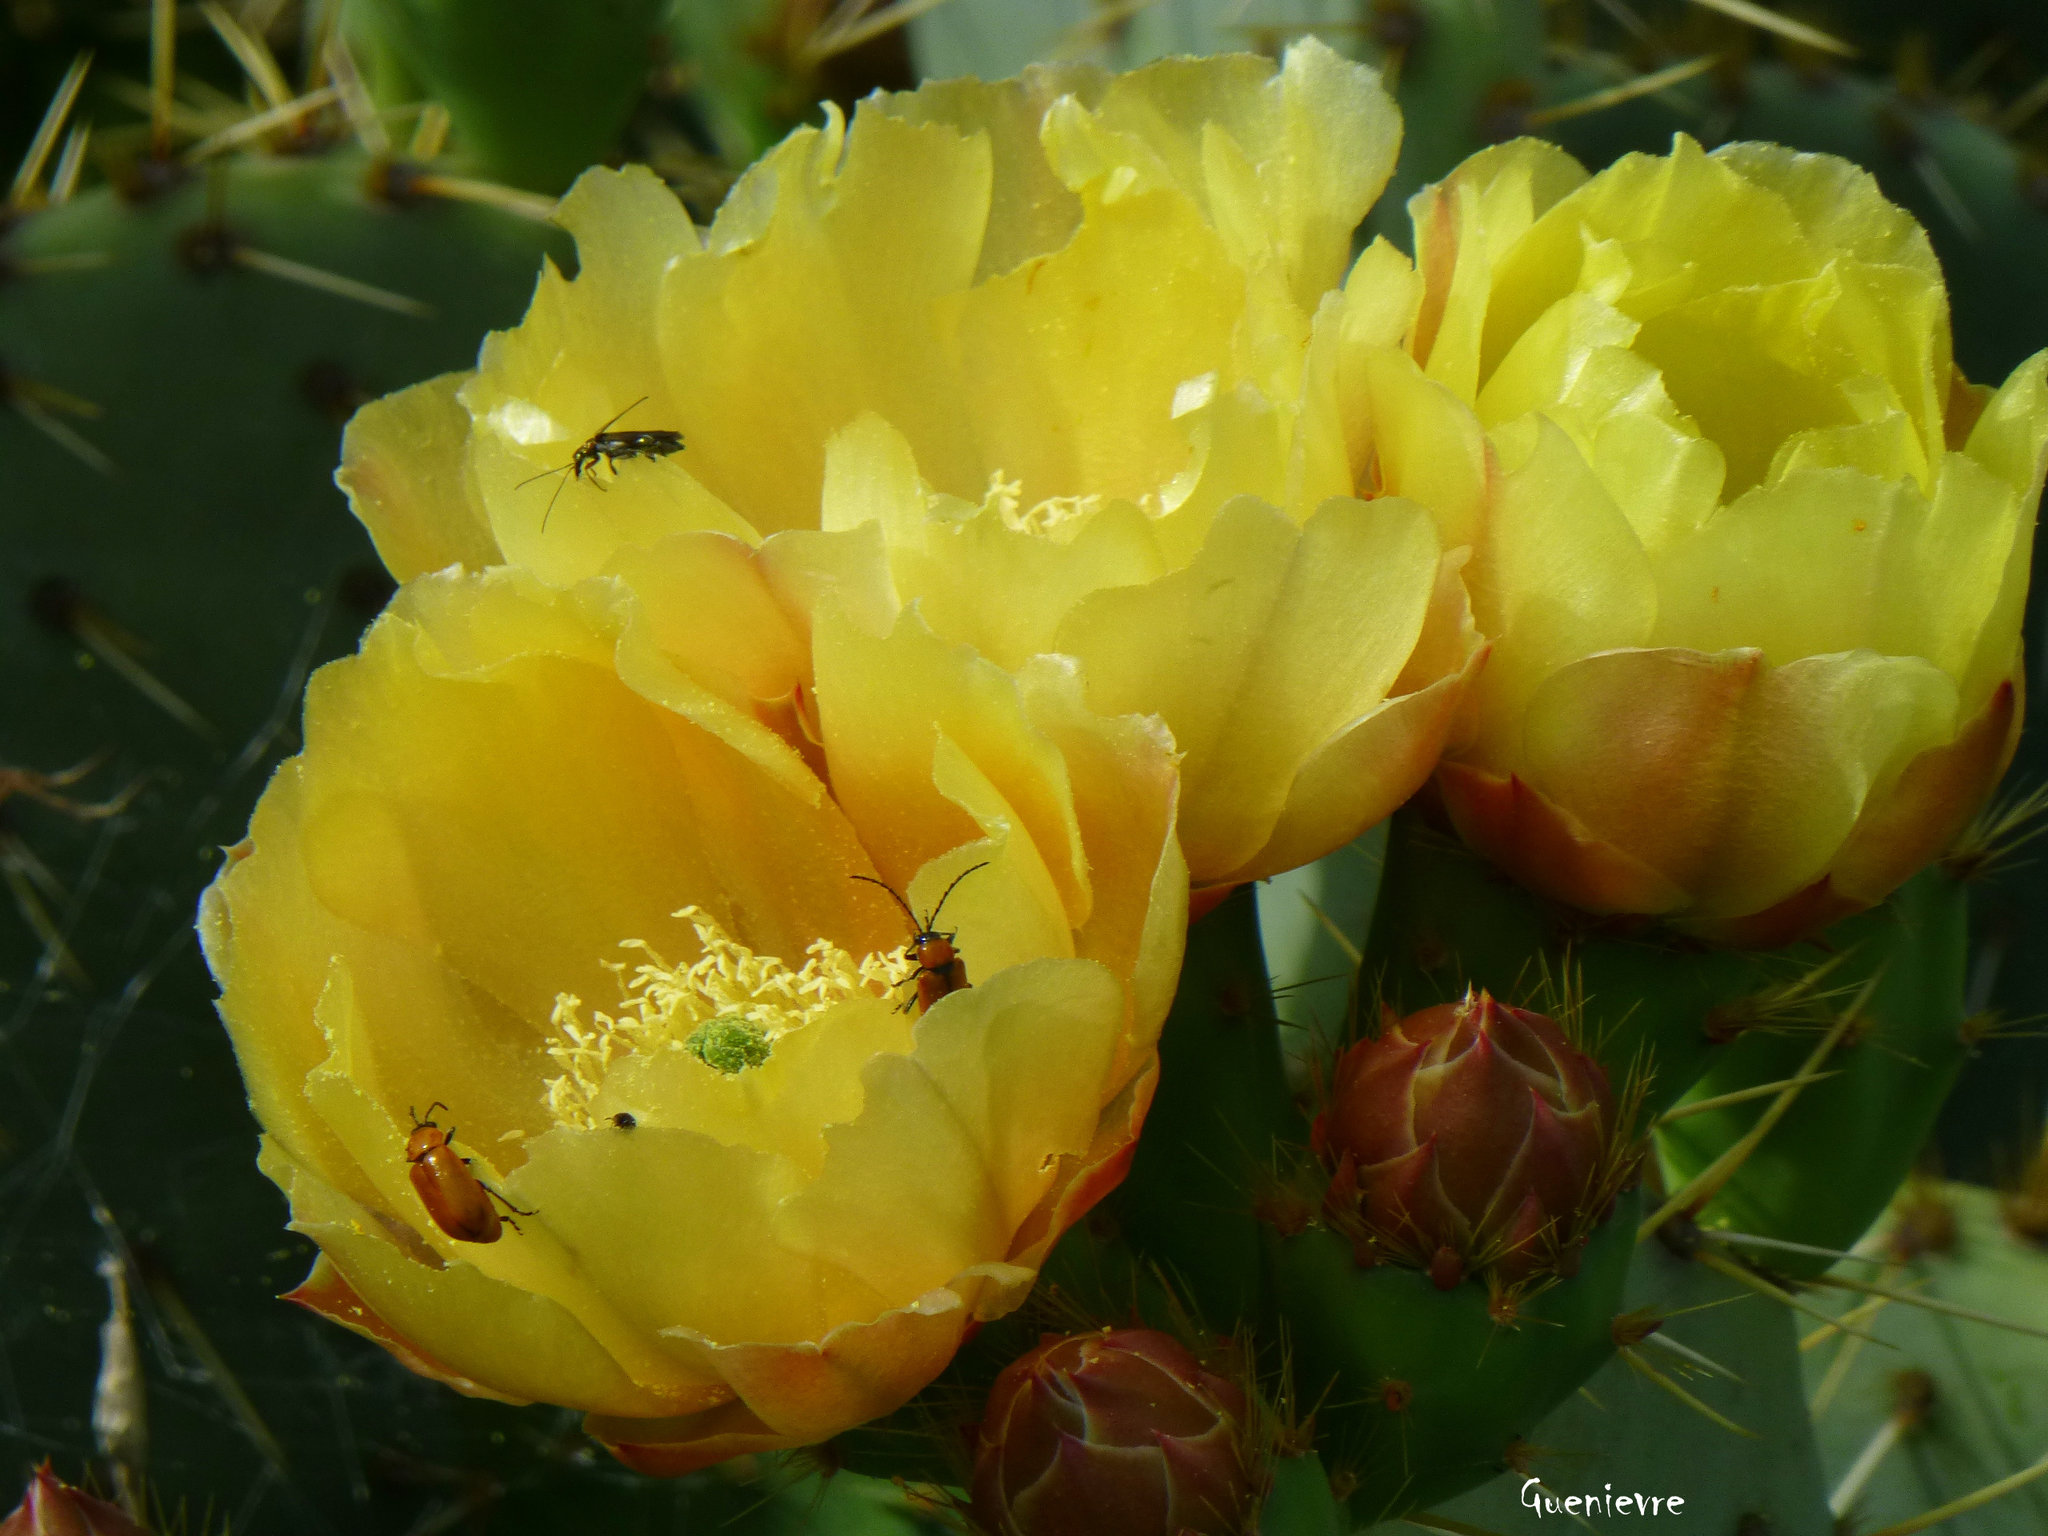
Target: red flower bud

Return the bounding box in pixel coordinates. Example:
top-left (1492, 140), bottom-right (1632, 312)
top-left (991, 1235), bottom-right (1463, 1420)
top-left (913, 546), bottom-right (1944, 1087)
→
top-left (1, 1465), bottom-right (148, 1536)
top-left (1313, 992), bottom-right (1614, 1281)
top-left (970, 1329), bottom-right (1252, 1536)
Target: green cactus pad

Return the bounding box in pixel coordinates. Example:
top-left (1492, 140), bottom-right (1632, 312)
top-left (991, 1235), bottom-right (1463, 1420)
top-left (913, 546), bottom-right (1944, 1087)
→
top-left (1658, 866), bottom-right (1971, 1276)
top-left (1273, 1188), bottom-right (1640, 1519)
top-left (1805, 1182), bottom-right (2048, 1535)
top-left (1360, 810), bottom-right (1793, 1116)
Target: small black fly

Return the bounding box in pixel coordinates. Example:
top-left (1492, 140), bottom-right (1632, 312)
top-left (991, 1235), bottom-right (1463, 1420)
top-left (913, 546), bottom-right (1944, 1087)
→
top-left (514, 397), bottom-right (686, 528)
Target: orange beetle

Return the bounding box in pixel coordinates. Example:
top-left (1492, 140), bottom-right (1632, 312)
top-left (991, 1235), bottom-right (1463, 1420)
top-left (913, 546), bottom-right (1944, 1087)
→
top-left (851, 862), bottom-right (989, 1014)
top-left (405, 1103), bottom-right (531, 1244)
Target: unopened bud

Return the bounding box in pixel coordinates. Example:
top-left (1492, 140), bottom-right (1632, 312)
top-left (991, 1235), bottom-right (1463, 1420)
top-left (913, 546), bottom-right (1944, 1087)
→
top-left (1, 1464), bottom-right (149, 1536)
top-left (1314, 991), bottom-right (1615, 1281)
top-left (969, 1329), bottom-right (1251, 1536)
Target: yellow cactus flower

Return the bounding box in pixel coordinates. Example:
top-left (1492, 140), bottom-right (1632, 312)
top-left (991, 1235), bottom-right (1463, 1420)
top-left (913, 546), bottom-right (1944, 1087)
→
top-left (198, 540), bottom-right (1185, 1472)
top-left (1370, 135), bottom-right (2047, 942)
top-left (337, 40), bottom-right (1483, 888)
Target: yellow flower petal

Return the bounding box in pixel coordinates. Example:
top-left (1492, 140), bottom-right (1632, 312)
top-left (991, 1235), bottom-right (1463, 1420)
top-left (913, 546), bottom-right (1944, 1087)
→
top-left (1516, 647), bottom-right (1958, 920)
top-left (1406, 133), bottom-right (2038, 932)
top-left (205, 560), bottom-right (1181, 1457)
top-left (265, 1138), bottom-right (692, 1417)
top-left (1058, 493), bottom-right (1444, 878)
top-left (337, 372), bottom-right (499, 581)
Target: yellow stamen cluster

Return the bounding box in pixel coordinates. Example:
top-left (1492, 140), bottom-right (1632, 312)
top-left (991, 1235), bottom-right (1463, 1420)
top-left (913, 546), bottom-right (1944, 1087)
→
top-left (978, 470), bottom-right (1152, 540)
top-left (543, 905), bottom-right (917, 1128)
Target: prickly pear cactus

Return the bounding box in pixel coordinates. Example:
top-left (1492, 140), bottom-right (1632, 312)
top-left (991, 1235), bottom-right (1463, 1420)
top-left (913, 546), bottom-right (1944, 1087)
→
top-left (1804, 1179), bottom-right (2048, 1534)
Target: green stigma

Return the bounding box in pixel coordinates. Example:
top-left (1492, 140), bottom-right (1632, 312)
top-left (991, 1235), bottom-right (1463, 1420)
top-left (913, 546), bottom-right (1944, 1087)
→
top-left (685, 1016), bottom-right (772, 1075)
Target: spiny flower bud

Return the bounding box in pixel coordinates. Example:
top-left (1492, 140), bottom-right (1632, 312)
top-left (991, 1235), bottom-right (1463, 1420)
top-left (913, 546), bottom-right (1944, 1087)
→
top-left (970, 1329), bottom-right (1252, 1536)
top-left (1313, 992), bottom-right (1615, 1284)
top-left (0, 1464), bottom-right (148, 1536)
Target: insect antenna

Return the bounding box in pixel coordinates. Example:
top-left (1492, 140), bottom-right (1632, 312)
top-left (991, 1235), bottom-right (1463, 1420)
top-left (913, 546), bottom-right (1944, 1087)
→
top-left (924, 861), bottom-right (991, 930)
top-left (591, 394), bottom-right (648, 437)
top-left (539, 469), bottom-right (574, 531)
top-left (511, 462), bottom-right (571, 492)
top-left (850, 872), bottom-right (921, 928)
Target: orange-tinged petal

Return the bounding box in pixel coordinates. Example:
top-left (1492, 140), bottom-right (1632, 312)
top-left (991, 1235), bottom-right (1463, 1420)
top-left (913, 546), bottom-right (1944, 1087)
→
top-left (1410, 133), bottom-right (2043, 931)
top-left (1409, 138), bottom-right (1589, 400)
top-left (338, 372), bottom-right (499, 581)
top-left (1339, 346), bottom-right (1491, 552)
top-left (269, 1144), bottom-right (698, 1416)
top-left (590, 1266), bottom-right (1029, 1466)
top-left (1232, 636), bottom-right (1485, 885)
top-left (1464, 415), bottom-right (1655, 756)
top-left (1436, 761), bottom-right (1690, 916)
top-left (1512, 647), bottom-right (1959, 920)
top-left (1825, 669), bottom-right (2021, 907)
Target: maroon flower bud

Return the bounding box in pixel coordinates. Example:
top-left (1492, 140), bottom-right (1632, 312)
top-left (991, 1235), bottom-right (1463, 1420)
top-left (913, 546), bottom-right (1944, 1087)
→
top-left (1, 1465), bottom-right (148, 1536)
top-left (970, 1329), bottom-right (1252, 1536)
top-left (1313, 991), bottom-right (1615, 1282)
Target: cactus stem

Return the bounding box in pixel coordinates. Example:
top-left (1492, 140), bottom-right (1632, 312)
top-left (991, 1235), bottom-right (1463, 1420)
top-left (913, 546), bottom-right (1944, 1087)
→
top-left (321, 36), bottom-right (390, 157)
top-left (410, 104), bottom-right (452, 163)
top-left (1800, 1287), bottom-right (1899, 1353)
top-left (1640, 1328), bottom-right (1743, 1383)
top-left (1526, 55), bottom-right (1721, 129)
top-left (1827, 1373), bottom-right (1932, 1520)
top-left (1058, 0), bottom-right (1167, 58)
top-left (135, 1247), bottom-right (289, 1474)
top-left (1912, 151), bottom-right (1983, 242)
top-left (1, 838), bottom-right (88, 983)
top-left (91, 1250), bottom-right (148, 1520)
top-left (1690, 1246), bottom-right (1882, 1342)
top-left (0, 754), bottom-right (137, 821)
top-left (6, 384), bottom-right (116, 477)
top-left (806, 0), bottom-right (963, 65)
top-left (149, 0), bottom-right (179, 160)
top-left (1683, 0), bottom-right (1854, 58)
top-left (184, 87), bottom-right (344, 163)
top-left (198, 1), bottom-right (294, 111)
top-left (1806, 1313), bottom-right (1881, 1416)
top-left (225, 242), bottom-right (435, 318)
top-left (1808, 1271), bottom-right (2048, 1343)
top-left (1654, 1071), bottom-right (1842, 1125)
top-left (1299, 889), bottom-right (1365, 968)
top-left (29, 578), bottom-right (215, 740)
top-left (396, 169), bottom-right (560, 224)
top-left (1703, 1230), bottom-right (1888, 1268)
top-left (1945, 780), bottom-right (2048, 882)
top-left (1999, 72), bottom-right (2048, 135)
top-left (1640, 973), bottom-right (1875, 1238)
top-left (9, 49), bottom-right (94, 210)
top-left (1619, 1346), bottom-right (1757, 1438)
top-left (1861, 1445), bottom-right (2048, 1536)
top-left (48, 123), bottom-right (91, 204)
top-left (3, 251), bottom-right (115, 278)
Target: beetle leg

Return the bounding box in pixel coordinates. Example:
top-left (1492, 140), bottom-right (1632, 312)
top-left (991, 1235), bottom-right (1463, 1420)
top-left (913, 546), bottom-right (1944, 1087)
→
top-left (482, 1183), bottom-right (537, 1228)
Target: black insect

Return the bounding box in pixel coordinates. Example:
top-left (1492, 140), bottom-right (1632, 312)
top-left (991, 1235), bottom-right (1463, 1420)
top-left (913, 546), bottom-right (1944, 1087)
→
top-left (851, 862), bottom-right (990, 1014)
top-left (515, 397), bottom-right (685, 528)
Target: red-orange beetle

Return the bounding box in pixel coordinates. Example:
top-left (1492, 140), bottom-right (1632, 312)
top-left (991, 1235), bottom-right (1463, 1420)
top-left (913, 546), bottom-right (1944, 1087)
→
top-left (405, 1103), bottom-right (530, 1244)
top-left (852, 863), bottom-right (989, 1014)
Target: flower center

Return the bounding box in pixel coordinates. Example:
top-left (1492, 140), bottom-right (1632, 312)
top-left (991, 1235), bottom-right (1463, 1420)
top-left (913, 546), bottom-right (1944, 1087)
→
top-left (543, 906), bottom-right (916, 1129)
